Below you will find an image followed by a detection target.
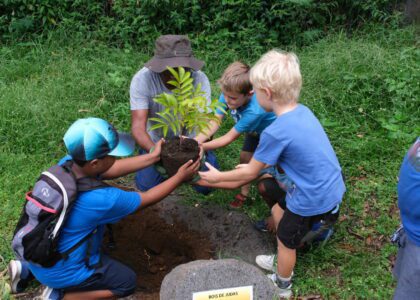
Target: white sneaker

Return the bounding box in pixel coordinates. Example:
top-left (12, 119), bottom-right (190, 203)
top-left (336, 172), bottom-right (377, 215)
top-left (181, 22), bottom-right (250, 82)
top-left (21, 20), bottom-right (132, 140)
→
top-left (267, 273), bottom-right (292, 299)
top-left (40, 286), bottom-right (61, 300)
top-left (8, 260), bottom-right (22, 294)
top-left (8, 259), bottom-right (33, 294)
top-left (256, 254), bottom-right (276, 272)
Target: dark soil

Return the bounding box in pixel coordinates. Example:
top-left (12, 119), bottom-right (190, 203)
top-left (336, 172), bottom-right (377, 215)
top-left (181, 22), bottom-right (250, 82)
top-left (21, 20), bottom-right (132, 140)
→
top-left (161, 137), bottom-right (199, 177)
top-left (105, 203), bottom-right (214, 294)
top-left (120, 195), bottom-right (276, 299)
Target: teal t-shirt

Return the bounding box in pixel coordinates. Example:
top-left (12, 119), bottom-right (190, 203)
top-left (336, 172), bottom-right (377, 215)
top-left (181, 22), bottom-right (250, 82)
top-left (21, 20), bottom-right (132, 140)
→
top-left (216, 93), bottom-right (276, 134)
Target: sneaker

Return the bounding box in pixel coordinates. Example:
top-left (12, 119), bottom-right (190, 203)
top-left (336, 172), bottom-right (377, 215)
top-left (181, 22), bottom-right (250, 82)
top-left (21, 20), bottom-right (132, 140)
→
top-left (315, 228), bottom-right (334, 245)
top-left (256, 254), bottom-right (276, 272)
top-left (267, 273), bottom-right (292, 299)
top-left (41, 286), bottom-right (62, 300)
top-left (229, 193), bottom-right (248, 209)
top-left (8, 260), bottom-right (33, 294)
top-left (254, 219), bottom-right (269, 232)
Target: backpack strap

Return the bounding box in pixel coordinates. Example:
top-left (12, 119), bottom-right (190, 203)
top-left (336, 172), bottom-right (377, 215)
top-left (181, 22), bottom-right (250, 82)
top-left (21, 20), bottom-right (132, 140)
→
top-left (84, 230), bottom-right (102, 269)
top-left (60, 228), bottom-right (97, 261)
top-left (41, 171), bottom-right (70, 239)
top-left (77, 177), bottom-right (109, 192)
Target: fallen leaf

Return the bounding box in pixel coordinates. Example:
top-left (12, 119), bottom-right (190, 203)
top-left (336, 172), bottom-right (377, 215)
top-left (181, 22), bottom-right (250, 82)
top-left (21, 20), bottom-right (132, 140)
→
top-left (337, 243), bottom-right (357, 252)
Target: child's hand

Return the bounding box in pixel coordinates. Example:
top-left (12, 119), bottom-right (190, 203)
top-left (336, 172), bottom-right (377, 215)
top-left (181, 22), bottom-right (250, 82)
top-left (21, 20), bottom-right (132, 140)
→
top-left (176, 159), bottom-right (201, 182)
top-left (150, 139), bottom-right (164, 161)
top-left (199, 162), bottom-right (221, 183)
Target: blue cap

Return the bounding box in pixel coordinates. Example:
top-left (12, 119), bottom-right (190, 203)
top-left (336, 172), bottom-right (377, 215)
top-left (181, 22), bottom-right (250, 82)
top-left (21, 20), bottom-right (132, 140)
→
top-left (63, 118), bottom-right (135, 161)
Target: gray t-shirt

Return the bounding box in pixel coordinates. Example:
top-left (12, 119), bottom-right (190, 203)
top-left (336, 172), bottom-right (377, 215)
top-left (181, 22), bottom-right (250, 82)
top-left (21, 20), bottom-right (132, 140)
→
top-left (130, 67), bottom-right (211, 142)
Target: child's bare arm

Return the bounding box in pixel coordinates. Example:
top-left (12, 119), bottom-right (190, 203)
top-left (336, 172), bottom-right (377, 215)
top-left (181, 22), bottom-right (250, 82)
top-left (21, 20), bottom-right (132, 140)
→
top-left (101, 140), bottom-right (163, 179)
top-left (199, 158), bottom-right (265, 183)
top-left (195, 115), bottom-right (224, 144)
top-left (195, 177), bottom-right (251, 189)
top-left (137, 159), bottom-right (200, 209)
top-left (202, 127), bottom-right (241, 151)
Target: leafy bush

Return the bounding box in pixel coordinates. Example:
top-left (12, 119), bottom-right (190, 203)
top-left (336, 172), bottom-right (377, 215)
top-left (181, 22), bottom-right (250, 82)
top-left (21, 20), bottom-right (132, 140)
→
top-left (0, 0), bottom-right (403, 48)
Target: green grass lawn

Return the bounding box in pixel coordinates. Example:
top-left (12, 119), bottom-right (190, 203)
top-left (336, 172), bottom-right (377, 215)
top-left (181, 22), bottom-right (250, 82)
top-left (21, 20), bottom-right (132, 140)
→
top-left (0, 25), bottom-right (419, 299)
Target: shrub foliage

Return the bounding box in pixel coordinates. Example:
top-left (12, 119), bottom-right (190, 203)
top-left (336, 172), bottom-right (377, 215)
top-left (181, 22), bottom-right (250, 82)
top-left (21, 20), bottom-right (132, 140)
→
top-left (1, 0), bottom-right (402, 47)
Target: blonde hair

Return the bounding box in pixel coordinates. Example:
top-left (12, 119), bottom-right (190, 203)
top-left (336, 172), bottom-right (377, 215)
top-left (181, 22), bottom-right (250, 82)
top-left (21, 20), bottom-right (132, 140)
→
top-left (218, 61), bottom-right (252, 95)
top-left (250, 50), bottom-right (302, 104)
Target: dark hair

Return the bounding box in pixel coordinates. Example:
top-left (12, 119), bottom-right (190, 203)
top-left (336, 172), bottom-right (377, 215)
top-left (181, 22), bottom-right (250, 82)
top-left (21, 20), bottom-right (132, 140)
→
top-left (72, 155), bottom-right (108, 167)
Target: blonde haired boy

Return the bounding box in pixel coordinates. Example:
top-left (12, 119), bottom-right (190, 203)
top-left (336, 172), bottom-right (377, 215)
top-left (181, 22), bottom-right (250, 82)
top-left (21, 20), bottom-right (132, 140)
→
top-left (196, 61), bottom-right (277, 209)
top-left (199, 50), bottom-right (345, 298)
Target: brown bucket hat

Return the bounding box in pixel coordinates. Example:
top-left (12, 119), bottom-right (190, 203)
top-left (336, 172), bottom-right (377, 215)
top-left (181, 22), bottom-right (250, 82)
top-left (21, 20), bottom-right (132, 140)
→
top-left (145, 35), bottom-right (204, 73)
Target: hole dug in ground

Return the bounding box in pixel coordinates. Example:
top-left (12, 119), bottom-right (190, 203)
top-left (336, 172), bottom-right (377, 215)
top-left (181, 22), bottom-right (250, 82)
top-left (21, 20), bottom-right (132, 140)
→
top-left (105, 205), bottom-right (214, 296)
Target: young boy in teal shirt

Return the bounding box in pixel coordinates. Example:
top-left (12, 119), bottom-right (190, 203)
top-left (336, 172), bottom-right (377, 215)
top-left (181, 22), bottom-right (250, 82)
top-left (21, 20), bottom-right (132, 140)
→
top-left (196, 61), bottom-right (276, 209)
top-left (8, 117), bottom-right (199, 299)
top-left (199, 50), bottom-right (345, 298)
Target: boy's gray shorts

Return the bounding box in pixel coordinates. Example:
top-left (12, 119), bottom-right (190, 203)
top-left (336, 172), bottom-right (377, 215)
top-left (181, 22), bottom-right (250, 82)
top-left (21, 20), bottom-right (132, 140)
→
top-left (393, 229), bottom-right (420, 300)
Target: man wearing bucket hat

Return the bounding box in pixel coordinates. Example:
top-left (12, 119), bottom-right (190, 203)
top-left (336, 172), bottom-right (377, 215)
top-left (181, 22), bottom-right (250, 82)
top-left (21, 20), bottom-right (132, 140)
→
top-left (7, 117), bottom-right (200, 299)
top-left (130, 35), bottom-right (219, 194)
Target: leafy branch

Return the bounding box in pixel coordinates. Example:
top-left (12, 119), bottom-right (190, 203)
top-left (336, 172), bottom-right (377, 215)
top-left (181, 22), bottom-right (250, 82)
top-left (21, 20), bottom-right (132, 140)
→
top-left (150, 67), bottom-right (225, 138)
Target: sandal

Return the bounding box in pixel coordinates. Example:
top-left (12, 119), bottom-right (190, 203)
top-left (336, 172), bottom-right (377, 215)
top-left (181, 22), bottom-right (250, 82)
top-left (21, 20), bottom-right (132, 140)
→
top-left (229, 193), bottom-right (248, 209)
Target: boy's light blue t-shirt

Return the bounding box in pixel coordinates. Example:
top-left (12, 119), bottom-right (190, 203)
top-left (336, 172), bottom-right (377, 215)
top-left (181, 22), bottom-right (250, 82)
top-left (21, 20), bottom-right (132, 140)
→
top-left (216, 93), bottom-right (276, 134)
top-left (254, 104), bottom-right (345, 216)
top-left (28, 157), bottom-right (141, 288)
top-left (398, 137), bottom-right (420, 246)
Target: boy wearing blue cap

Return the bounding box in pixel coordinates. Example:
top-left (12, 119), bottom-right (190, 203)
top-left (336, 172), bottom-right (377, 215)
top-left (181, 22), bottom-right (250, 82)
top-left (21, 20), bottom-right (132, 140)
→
top-left (8, 117), bottom-right (199, 300)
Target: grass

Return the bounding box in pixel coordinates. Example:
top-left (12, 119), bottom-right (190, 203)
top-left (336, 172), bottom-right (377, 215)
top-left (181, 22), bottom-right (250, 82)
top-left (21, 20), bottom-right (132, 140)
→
top-left (0, 25), bottom-right (419, 298)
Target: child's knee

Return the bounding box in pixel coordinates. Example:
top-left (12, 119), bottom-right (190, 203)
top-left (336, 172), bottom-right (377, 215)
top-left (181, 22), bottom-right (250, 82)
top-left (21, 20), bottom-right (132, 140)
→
top-left (239, 151), bottom-right (253, 164)
top-left (257, 178), bottom-right (285, 209)
top-left (117, 268), bottom-right (137, 297)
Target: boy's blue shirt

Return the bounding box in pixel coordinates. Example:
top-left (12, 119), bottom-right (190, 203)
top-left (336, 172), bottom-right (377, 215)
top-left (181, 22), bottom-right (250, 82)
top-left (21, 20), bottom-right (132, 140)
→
top-left (216, 93), bottom-right (276, 134)
top-left (254, 104), bottom-right (345, 217)
top-left (28, 156), bottom-right (141, 288)
top-left (398, 138), bottom-right (420, 246)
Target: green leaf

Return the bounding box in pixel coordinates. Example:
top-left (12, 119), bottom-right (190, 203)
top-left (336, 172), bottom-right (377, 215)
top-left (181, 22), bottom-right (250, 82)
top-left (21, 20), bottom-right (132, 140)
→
top-left (166, 94), bottom-right (177, 107)
top-left (150, 123), bottom-right (165, 131)
top-left (167, 66), bottom-right (180, 82)
top-left (181, 84), bottom-right (193, 95)
top-left (167, 80), bottom-right (179, 88)
top-left (149, 117), bottom-right (166, 124)
top-left (178, 67), bottom-right (185, 82)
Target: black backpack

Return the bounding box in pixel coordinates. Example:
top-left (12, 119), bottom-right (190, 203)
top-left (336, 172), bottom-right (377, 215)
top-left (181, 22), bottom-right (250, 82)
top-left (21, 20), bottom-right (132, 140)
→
top-left (12, 161), bottom-right (108, 268)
